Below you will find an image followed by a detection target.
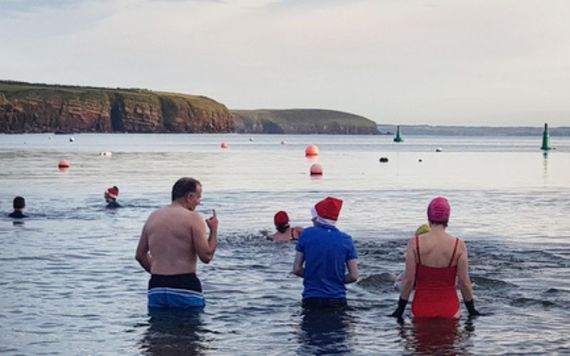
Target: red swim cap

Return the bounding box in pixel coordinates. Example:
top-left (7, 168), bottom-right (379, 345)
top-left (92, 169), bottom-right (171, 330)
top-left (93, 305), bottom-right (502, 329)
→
top-left (274, 211), bottom-right (289, 226)
top-left (427, 197), bottom-right (450, 223)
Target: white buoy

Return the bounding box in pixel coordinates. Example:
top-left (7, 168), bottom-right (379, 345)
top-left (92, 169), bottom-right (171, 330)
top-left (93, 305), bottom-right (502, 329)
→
top-left (435, 147), bottom-right (442, 152)
top-left (99, 152), bottom-right (112, 157)
top-left (69, 137), bottom-right (75, 142)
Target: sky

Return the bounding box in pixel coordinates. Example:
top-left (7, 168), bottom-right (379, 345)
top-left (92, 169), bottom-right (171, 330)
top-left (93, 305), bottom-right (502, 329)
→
top-left (1, 0), bottom-right (570, 126)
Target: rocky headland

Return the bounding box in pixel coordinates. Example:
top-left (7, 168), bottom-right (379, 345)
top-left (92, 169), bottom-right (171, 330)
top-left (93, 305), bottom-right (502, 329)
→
top-left (232, 109), bottom-right (379, 134)
top-left (1, 81), bottom-right (379, 134)
top-left (0, 81), bottom-right (233, 133)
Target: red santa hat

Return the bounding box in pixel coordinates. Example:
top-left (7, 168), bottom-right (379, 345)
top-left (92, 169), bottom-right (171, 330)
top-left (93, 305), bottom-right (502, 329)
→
top-left (311, 196), bottom-right (343, 226)
top-left (106, 186), bottom-right (119, 199)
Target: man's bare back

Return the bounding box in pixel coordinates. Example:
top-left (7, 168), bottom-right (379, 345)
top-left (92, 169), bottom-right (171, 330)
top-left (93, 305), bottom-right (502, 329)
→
top-left (135, 178), bottom-right (218, 310)
top-left (143, 205), bottom-right (204, 274)
top-left (135, 180), bottom-right (218, 276)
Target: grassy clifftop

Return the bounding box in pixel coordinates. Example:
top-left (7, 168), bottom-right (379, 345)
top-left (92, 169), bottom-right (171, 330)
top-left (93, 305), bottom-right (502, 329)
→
top-left (232, 109), bottom-right (379, 134)
top-left (1, 81), bottom-right (379, 134)
top-left (0, 80), bottom-right (233, 133)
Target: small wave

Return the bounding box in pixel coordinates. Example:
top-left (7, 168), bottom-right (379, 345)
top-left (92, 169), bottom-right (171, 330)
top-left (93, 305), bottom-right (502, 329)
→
top-left (510, 297), bottom-right (558, 308)
top-left (471, 276), bottom-right (517, 290)
top-left (357, 273), bottom-right (398, 291)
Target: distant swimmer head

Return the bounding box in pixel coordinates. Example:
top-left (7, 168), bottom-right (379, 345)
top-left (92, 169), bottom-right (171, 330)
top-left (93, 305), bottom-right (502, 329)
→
top-left (311, 196), bottom-right (343, 226)
top-left (415, 223), bottom-right (431, 235)
top-left (427, 197), bottom-right (450, 226)
top-left (13, 196), bottom-right (26, 210)
top-left (105, 186), bottom-right (119, 202)
top-left (274, 211), bottom-right (290, 233)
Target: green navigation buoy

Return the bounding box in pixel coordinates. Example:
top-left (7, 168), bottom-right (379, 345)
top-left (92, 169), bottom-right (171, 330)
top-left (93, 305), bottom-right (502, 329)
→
top-left (541, 123), bottom-right (551, 151)
top-left (393, 125), bottom-right (404, 143)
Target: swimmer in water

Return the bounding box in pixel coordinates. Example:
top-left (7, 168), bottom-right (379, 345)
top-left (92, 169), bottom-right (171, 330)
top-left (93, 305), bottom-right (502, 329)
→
top-left (268, 211), bottom-right (304, 243)
top-left (293, 197), bottom-right (359, 309)
top-left (391, 197), bottom-right (480, 320)
top-left (8, 196), bottom-right (28, 219)
top-left (135, 177), bottom-right (218, 310)
top-left (104, 186), bottom-right (121, 208)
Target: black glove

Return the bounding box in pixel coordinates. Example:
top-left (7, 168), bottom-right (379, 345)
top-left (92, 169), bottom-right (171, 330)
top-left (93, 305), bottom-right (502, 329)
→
top-left (464, 299), bottom-right (480, 316)
top-left (391, 297), bottom-right (408, 319)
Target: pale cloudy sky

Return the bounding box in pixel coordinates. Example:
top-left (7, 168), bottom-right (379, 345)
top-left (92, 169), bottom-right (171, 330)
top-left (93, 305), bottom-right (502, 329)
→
top-left (1, 0), bottom-right (569, 126)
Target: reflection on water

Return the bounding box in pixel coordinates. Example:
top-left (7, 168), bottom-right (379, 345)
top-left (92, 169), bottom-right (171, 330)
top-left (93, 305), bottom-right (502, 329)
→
top-left (396, 317), bottom-right (477, 355)
top-left (297, 307), bottom-right (353, 355)
top-left (542, 150), bottom-right (549, 182)
top-left (140, 310), bottom-right (208, 356)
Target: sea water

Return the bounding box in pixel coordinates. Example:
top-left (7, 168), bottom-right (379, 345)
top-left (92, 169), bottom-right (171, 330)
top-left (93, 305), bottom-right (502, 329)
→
top-left (0, 133), bottom-right (569, 354)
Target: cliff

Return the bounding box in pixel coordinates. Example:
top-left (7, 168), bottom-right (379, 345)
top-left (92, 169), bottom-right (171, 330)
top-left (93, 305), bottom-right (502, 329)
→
top-left (232, 109), bottom-right (379, 134)
top-left (0, 81), bottom-right (233, 133)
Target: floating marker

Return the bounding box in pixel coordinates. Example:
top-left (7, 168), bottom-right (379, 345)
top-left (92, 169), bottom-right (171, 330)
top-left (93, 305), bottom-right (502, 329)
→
top-left (58, 159), bottom-right (70, 168)
top-left (249, 137), bottom-right (254, 142)
top-left (281, 140), bottom-right (287, 145)
top-left (541, 123), bottom-right (551, 151)
top-left (305, 144), bottom-right (319, 157)
top-left (69, 137), bottom-right (75, 142)
top-left (220, 142), bottom-right (228, 149)
top-left (310, 163), bottom-right (323, 175)
top-left (435, 147), bottom-right (442, 152)
top-left (379, 157), bottom-right (389, 163)
top-left (99, 152), bottom-right (112, 157)
top-left (393, 126), bottom-right (404, 143)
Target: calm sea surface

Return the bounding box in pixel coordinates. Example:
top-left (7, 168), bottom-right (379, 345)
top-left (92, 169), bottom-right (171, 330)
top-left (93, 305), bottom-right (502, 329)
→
top-left (1, 133), bottom-right (569, 354)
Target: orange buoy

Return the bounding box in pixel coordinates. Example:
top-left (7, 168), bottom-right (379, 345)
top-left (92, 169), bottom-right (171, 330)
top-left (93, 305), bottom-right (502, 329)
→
top-left (58, 159), bottom-right (70, 168)
top-left (305, 144), bottom-right (319, 157)
top-left (220, 142), bottom-right (228, 149)
top-left (310, 163), bottom-right (323, 176)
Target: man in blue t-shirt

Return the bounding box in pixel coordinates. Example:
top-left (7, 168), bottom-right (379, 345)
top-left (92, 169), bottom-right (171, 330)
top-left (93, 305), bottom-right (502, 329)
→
top-left (293, 196), bottom-right (359, 309)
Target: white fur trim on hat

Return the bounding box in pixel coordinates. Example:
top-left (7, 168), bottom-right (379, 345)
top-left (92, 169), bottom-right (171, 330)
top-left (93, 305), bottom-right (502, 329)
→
top-left (311, 206), bottom-right (336, 226)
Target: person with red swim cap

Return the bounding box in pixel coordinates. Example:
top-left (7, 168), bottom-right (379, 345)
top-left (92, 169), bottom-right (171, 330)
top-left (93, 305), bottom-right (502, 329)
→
top-left (391, 197), bottom-right (480, 320)
top-left (268, 211), bottom-right (304, 243)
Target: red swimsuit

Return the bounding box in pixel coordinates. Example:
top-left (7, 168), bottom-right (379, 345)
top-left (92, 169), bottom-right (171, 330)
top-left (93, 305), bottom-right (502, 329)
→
top-left (412, 235), bottom-right (460, 318)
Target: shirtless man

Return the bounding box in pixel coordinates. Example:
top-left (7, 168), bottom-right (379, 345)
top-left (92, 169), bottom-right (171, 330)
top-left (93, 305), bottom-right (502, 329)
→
top-left (135, 177), bottom-right (218, 310)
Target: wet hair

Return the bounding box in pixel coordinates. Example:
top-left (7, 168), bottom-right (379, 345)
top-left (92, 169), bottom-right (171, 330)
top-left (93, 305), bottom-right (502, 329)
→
top-left (171, 177), bottom-right (201, 201)
top-left (276, 223), bottom-right (290, 233)
top-left (13, 196), bottom-right (25, 210)
top-left (429, 220), bottom-right (448, 228)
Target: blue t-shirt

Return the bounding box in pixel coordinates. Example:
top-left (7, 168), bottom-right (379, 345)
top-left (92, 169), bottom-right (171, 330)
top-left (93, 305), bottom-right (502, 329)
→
top-left (295, 224), bottom-right (358, 299)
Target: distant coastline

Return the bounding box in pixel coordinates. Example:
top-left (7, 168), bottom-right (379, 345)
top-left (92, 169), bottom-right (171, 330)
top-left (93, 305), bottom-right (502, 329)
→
top-left (377, 124), bottom-right (570, 137)
top-left (0, 80), bottom-right (378, 135)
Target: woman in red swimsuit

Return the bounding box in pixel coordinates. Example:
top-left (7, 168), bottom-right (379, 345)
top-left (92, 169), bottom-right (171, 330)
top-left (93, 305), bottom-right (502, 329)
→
top-left (391, 197), bottom-right (480, 319)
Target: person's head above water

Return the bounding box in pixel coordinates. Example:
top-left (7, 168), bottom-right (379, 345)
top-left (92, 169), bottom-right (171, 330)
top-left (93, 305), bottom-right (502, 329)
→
top-left (311, 196), bottom-right (343, 226)
top-left (171, 177), bottom-right (202, 211)
top-left (274, 211), bottom-right (290, 233)
top-left (13, 196), bottom-right (26, 211)
top-left (427, 196), bottom-right (451, 227)
top-left (104, 186), bottom-right (119, 203)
